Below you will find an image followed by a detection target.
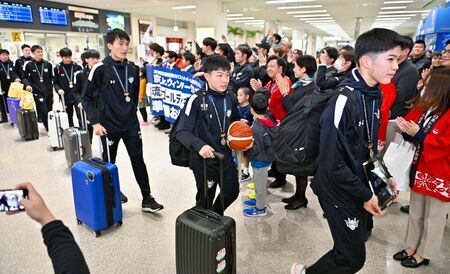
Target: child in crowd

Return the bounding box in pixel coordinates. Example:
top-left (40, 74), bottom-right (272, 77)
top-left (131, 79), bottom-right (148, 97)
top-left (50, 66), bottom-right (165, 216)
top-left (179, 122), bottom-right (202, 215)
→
top-left (138, 66), bottom-right (149, 126)
top-left (237, 87), bottom-right (254, 181)
top-left (243, 93), bottom-right (277, 217)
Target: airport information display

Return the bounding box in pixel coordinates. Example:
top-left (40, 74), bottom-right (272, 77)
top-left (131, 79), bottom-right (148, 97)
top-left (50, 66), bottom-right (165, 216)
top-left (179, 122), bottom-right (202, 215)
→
top-left (39, 6), bottom-right (68, 26)
top-left (0, 1), bottom-right (33, 23)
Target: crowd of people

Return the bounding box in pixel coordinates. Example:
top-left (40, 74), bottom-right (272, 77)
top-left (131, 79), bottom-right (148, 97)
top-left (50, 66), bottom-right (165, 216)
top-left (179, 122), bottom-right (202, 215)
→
top-left (1, 26), bottom-right (449, 274)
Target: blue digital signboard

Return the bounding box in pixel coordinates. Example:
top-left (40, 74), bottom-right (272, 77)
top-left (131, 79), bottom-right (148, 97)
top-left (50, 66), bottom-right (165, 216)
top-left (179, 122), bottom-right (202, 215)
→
top-left (0, 1), bottom-right (33, 23)
top-left (39, 6), bottom-right (68, 26)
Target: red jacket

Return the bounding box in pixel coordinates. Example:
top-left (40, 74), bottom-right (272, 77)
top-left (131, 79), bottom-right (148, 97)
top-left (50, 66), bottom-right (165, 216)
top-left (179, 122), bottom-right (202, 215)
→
top-left (264, 77), bottom-right (292, 122)
top-left (406, 108), bottom-right (450, 202)
top-left (378, 82), bottom-right (397, 151)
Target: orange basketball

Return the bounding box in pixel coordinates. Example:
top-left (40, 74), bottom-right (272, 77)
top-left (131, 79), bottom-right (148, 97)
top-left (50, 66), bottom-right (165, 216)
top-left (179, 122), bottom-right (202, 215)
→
top-left (227, 121), bottom-right (253, 150)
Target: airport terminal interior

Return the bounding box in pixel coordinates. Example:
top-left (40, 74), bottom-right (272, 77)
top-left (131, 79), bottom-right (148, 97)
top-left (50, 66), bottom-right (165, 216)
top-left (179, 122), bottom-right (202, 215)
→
top-left (0, 0), bottom-right (449, 274)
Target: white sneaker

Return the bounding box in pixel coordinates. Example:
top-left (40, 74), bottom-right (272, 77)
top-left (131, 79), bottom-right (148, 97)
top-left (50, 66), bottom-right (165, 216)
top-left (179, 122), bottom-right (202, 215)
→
top-left (290, 263), bottom-right (306, 274)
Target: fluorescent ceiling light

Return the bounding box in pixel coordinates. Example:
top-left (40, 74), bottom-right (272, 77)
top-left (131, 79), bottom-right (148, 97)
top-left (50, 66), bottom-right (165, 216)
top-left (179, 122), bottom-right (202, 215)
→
top-left (305, 20), bottom-right (335, 23)
top-left (381, 6), bottom-right (406, 9)
top-left (172, 5), bottom-right (196, 10)
top-left (226, 14), bottom-right (244, 17)
top-left (245, 22), bottom-right (265, 25)
top-left (266, 0), bottom-right (316, 4)
top-left (286, 10), bottom-right (327, 14)
top-left (235, 20), bottom-right (265, 23)
top-left (294, 14), bottom-right (330, 18)
top-left (299, 17), bottom-right (332, 20)
top-left (375, 17), bottom-right (411, 20)
top-left (226, 17), bottom-right (255, 20)
top-left (377, 14), bottom-right (415, 17)
top-left (277, 5), bottom-right (322, 9)
top-left (379, 10), bottom-right (429, 14)
top-left (383, 1), bottom-right (413, 3)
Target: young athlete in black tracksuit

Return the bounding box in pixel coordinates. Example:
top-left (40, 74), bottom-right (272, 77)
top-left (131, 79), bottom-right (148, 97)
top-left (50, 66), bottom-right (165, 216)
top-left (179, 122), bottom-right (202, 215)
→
top-left (14, 44), bottom-right (33, 81)
top-left (22, 45), bottom-right (54, 131)
top-left (82, 29), bottom-right (163, 212)
top-left (53, 47), bottom-right (82, 127)
top-left (290, 28), bottom-right (401, 274)
top-left (73, 49), bottom-right (100, 141)
top-left (175, 55), bottom-right (244, 216)
top-left (0, 49), bottom-right (20, 122)
top-left (230, 44), bottom-right (254, 94)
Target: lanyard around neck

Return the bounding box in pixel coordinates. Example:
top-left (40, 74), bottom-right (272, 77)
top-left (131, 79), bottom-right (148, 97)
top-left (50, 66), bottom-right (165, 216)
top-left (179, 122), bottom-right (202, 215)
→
top-left (0, 62), bottom-right (10, 78)
top-left (112, 64), bottom-right (128, 94)
top-left (61, 64), bottom-right (74, 83)
top-left (34, 62), bottom-right (44, 79)
top-left (361, 94), bottom-right (375, 151)
top-left (207, 86), bottom-right (227, 134)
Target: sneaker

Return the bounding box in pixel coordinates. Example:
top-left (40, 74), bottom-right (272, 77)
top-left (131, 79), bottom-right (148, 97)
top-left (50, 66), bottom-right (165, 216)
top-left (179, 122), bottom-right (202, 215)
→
top-left (140, 121), bottom-right (148, 126)
top-left (247, 182), bottom-right (255, 189)
top-left (240, 172), bottom-right (250, 181)
top-left (290, 263), bottom-right (306, 274)
top-left (269, 179), bottom-right (286, 188)
top-left (243, 207), bottom-right (267, 217)
top-left (150, 117), bottom-right (160, 125)
top-left (142, 196), bottom-right (164, 212)
top-left (248, 190), bottom-right (256, 200)
top-left (243, 199), bottom-right (256, 207)
top-left (267, 168), bottom-right (276, 178)
top-left (121, 192), bottom-right (128, 203)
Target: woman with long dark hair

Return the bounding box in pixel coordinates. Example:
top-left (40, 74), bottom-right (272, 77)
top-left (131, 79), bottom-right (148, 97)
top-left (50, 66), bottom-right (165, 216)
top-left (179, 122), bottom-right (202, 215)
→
top-left (393, 67), bottom-right (450, 268)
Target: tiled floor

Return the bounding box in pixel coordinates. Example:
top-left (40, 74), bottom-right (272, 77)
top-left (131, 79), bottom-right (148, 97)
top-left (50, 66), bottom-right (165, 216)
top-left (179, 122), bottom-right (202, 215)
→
top-left (0, 117), bottom-right (448, 274)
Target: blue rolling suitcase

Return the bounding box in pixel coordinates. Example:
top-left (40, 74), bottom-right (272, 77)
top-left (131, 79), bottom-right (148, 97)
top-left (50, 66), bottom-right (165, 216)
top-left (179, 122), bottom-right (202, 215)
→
top-left (7, 97), bottom-right (20, 125)
top-left (71, 141), bottom-right (122, 237)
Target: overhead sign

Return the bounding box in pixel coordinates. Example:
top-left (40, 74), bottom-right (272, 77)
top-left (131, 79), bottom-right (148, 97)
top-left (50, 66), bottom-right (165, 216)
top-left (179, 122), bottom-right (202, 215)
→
top-left (11, 31), bottom-right (22, 42)
top-left (68, 6), bottom-right (100, 33)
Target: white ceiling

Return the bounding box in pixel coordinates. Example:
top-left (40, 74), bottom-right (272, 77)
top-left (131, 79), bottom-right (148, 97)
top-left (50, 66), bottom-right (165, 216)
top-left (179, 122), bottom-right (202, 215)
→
top-left (48, 0), bottom-right (444, 39)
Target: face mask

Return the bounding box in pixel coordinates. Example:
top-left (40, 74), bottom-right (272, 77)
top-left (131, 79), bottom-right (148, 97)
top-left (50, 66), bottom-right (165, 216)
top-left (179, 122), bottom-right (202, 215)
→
top-left (333, 59), bottom-right (343, 71)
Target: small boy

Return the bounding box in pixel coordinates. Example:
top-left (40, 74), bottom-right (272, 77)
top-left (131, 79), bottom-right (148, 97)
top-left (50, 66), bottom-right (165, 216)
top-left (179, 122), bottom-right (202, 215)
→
top-left (243, 93), bottom-right (277, 217)
top-left (237, 87), bottom-right (254, 180)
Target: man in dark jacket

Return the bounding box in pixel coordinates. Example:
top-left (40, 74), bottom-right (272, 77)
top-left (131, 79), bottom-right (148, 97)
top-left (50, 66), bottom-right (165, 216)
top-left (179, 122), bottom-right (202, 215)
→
top-left (175, 55), bottom-right (243, 215)
top-left (252, 41), bottom-right (271, 86)
top-left (82, 29), bottom-right (163, 213)
top-left (290, 28), bottom-right (400, 274)
top-left (53, 47), bottom-right (82, 127)
top-left (410, 40), bottom-right (430, 73)
top-left (314, 46), bottom-right (339, 90)
top-left (0, 49), bottom-right (20, 122)
top-left (23, 45), bottom-right (54, 131)
top-left (14, 44), bottom-right (32, 80)
top-left (230, 44), bottom-right (254, 93)
top-left (390, 37), bottom-right (421, 119)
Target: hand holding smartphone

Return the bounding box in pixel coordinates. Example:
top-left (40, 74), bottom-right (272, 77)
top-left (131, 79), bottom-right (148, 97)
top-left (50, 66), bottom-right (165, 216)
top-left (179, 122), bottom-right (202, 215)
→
top-left (0, 189), bottom-right (28, 212)
top-left (3, 182), bottom-right (56, 226)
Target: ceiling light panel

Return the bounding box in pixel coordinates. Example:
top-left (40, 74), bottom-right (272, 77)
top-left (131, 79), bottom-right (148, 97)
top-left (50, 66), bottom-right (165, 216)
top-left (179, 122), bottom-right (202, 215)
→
top-left (383, 1), bottom-right (414, 4)
top-left (276, 5), bottom-right (322, 9)
top-left (226, 14), bottom-right (244, 17)
top-left (286, 10), bottom-right (327, 14)
top-left (226, 17), bottom-right (255, 20)
top-left (294, 14), bottom-right (330, 17)
top-left (379, 10), bottom-right (429, 14)
top-left (172, 5), bottom-right (196, 10)
top-left (266, 0), bottom-right (316, 4)
top-left (380, 6), bottom-right (407, 9)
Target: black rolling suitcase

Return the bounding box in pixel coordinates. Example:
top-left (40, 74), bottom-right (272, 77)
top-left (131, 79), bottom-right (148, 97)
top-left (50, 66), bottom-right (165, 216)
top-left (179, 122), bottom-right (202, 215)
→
top-left (16, 109), bottom-right (39, 141)
top-left (175, 152), bottom-right (236, 274)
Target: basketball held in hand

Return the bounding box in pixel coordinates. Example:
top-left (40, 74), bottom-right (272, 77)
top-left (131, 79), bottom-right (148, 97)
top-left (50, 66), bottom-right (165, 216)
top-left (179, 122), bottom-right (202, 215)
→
top-left (227, 121), bottom-right (253, 150)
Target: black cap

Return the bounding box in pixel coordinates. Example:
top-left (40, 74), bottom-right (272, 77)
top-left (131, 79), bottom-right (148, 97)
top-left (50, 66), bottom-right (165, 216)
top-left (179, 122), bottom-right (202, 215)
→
top-left (256, 41), bottom-right (271, 51)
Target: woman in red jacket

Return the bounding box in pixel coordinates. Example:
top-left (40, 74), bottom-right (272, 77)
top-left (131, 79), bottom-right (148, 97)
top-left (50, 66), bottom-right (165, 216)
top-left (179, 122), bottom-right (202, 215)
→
top-left (393, 67), bottom-right (450, 268)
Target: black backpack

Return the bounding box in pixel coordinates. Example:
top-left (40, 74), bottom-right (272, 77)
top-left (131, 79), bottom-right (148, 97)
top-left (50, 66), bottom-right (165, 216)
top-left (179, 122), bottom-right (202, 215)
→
top-left (275, 86), bottom-right (356, 176)
top-left (169, 91), bottom-right (206, 167)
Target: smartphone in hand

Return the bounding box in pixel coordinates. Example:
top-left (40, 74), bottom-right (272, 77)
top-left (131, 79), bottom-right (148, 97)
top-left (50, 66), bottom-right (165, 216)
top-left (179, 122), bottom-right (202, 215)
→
top-left (0, 189), bottom-right (28, 212)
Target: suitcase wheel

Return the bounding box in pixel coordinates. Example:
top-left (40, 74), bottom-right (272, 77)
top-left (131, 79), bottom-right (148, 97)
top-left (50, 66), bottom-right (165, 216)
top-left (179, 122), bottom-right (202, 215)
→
top-left (77, 219), bottom-right (82, 225)
top-left (10, 123), bottom-right (14, 127)
top-left (52, 147), bottom-right (58, 151)
top-left (118, 220), bottom-right (123, 226)
top-left (95, 231), bottom-right (101, 237)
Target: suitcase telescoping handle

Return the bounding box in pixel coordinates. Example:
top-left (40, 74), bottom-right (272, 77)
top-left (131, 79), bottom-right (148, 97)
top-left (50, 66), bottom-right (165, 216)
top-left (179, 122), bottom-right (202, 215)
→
top-left (60, 94), bottom-right (66, 112)
top-left (80, 109), bottom-right (88, 130)
top-left (98, 135), bottom-right (112, 163)
top-left (203, 151), bottom-right (225, 212)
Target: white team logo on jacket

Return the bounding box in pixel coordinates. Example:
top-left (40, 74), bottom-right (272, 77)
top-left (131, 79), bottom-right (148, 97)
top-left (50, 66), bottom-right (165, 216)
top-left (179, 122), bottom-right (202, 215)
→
top-left (345, 218), bottom-right (359, 230)
top-left (128, 77), bottom-right (134, 84)
top-left (44, 68), bottom-right (48, 72)
top-left (207, 180), bottom-right (215, 188)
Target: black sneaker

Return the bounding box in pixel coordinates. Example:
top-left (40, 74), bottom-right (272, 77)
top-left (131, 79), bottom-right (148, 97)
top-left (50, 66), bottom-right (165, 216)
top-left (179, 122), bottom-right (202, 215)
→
top-left (142, 196), bottom-right (164, 213)
top-left (267, 169), bottom-right (276, 178)
top-left (240, 172), bottom-right (250, 181)
top-left (269, 179), bottom-right (286, 188)
top-left (400, 205), bottom-right (410, 214)
top-left (121, 192), bottom-right (128, 203)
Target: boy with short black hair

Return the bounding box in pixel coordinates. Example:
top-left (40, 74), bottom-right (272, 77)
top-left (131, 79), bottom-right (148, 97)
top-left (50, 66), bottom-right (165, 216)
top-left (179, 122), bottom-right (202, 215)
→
top-left (243, 93), bottom-right (277, 217)
top-left (237, 87), bottom-right (253, 180)
top-left (15, 44), bottom-right (32, 80)
top-left (23, 45), bottom-right (54, 131)
top-left (0, 49), bottom-right (20, 123)
top-left (82, 29), bottom-right (164, 213)
top-left (175, 55), bottom-right (245, 215)
top-left (54, 47), bottom-right (82, 127)
top-left (290, 28), bottom-right (401, 274)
